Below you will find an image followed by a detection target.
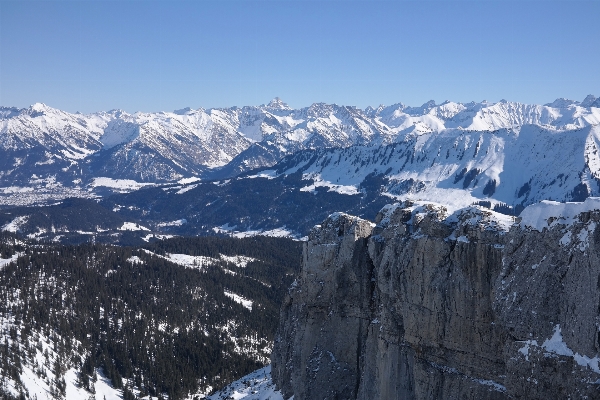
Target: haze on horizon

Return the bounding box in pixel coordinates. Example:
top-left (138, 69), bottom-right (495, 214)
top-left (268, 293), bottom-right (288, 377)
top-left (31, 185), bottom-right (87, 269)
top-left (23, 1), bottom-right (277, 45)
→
top-left (1, 0), bottom-right (599, 114)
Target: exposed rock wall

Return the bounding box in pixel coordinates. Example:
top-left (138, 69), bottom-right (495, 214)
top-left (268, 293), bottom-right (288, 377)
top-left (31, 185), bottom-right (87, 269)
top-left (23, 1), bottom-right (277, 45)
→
top-left (272, 203), bottom-right (600, 399)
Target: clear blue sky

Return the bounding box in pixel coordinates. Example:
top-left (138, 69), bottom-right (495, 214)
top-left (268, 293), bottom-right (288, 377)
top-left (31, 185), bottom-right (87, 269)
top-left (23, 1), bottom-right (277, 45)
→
top-left (1, 0), bottom-right (599, 113)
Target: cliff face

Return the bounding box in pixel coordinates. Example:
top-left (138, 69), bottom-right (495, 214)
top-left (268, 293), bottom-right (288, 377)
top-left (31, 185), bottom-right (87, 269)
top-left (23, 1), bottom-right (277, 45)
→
top-left (271, 202), bottom-right (600, 399)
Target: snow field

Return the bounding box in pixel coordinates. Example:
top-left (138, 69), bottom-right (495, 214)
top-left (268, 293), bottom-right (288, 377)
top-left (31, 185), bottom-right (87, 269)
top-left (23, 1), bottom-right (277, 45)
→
top-left (90, 177), bottom-right (154, 192)
top-left (224, 291), bottom-right (253, 311)
top-left (207, 366), bottom-right (285, 400)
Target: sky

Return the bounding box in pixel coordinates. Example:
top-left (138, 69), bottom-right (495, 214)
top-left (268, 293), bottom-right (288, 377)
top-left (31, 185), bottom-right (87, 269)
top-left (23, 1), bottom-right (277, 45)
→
top-left (1, 0), bottom-right (599, 113)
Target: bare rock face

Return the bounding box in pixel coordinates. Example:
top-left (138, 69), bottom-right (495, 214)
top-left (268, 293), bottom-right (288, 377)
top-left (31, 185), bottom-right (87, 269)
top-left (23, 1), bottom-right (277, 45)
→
top-left (272, 202), bottom-right (600, 399)
top-left (271, 213), bottom-right (376, 400)
top-left (495, 210), bottom-right (600, 398)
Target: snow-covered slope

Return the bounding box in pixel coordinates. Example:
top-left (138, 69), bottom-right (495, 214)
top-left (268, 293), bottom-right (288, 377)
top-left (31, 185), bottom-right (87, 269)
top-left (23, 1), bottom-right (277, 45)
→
top-left (373, 98), bottom-right (600, 134)
top-left (207, 366), bottom-right (285, 400)
top-left (1, 95), bottom-right (599, 189)
top-left (0, 103), bottom-right (106, 156)
top-left (0, 319), bottom-right (125, 400)
top-left (4, 97), bottom-right (599, 237)
top-left (92, 107), bottom-right (253, 181)
top-left (268, 123), bottom-right (600, 211)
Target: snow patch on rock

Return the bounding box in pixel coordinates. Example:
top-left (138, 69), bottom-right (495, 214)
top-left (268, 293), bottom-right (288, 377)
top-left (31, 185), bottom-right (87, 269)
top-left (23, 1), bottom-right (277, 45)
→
top-left (519, 197), bottom-right (600, 231)
top-left (518, 325), bottom-right (600, 374)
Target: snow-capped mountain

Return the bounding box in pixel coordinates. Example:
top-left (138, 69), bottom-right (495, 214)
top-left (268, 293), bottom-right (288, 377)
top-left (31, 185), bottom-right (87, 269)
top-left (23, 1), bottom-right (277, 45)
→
top-left (269, 123), bottom-right (600, 210)
top-left (1, 96), bottom-right (599, 191)
top-left (0, 103), bottom-right (254, 184)
top-left (73, 122), bottom-right (598, 242)
top-left (92, 107), bottom-right (253, 181)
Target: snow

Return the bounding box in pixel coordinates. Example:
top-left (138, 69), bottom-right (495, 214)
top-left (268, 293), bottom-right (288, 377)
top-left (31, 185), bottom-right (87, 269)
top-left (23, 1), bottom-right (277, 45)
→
top-left (91, 177), bottom-right (154, 192)
top-left (66, 369), bottom-right (124, 400)
top-left (0, 308), bottom-right (124, 400)
top-left (142, 249), bottom-right (219, 269)
top-left (456, 235), bottom-right (469, 243)
top-left (2, 215), bottom-right (28, 232)
top-left (5, 99), bottom-right (600, 238)
top-left (127, 255), bottom-right (144, 264)
top-left (265, 121), bottom-right (600, 220)
top-left (559, 231), bottom-right (572, 246)
top-left (18, 364), bottom-right (51, 400)
top-left (542, 325), bottom-right (573, 356)
top-left (60, 146), bottom-right (95, 160)
top-left (213, 180), bottom-right (231, 186)
top-left (118, 222), bottom-right (150, 231)
top-left (141, 233), bottom-right (174, 242)
top-left (176, 184), bottom-right (198, 194)
top-left (519, 197), bottom-right (600, 231)
top-left (94, 369), bottom-right (125, 400)
top-left (0, 252), bottom-right (22, 269)
top-left (178, 176), bottom-right (201, 185)
top-left (328, 212), bottom-right (346, 222)
top-left (518, 340), bottom-right (536, 361)
top-left (378, 202), bottom-right (513, 237)
top-left (300, 173), bottom-right (359, 195)
top-left (213, 223), bottom-right (237, 234)
top-left (99, 119), bottom-right (140, 149)
top-left (518, 325), bottom-right (600, 374)
top-left (141, 250), bottom-right (257, 271)
top-left (328, 211), bottom-right (375, 227)
top-left (64, 369), bottom-right (93, 399)
top-left (82, 99), bottom-right (598, 176)
top-left (214, 225), bottom-right (300, 240)
top-left (0, 186), bottom-right (35, 194)
top-left (219, 255), bottom-right (257, 268)
top-left (157, 219), bottom-right (187, 227)
top-left (452, 206), bottom-right (515, 232)
top-left (234, 227), bottom-right (297, 239)
top-left (166, 253), bottom-right (220, 269)
top-left (577, 221), bottom-right (596, 251)
top-left (246, 170), bottom-right (278, 179)
top-left (207, 366), bottom-right (285, 400)
top-left (224, 290), bottom-right (253, 311)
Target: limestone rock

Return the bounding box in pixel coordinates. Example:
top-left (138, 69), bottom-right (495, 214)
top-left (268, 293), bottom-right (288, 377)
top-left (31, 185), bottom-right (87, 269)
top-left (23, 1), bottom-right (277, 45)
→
top-left (272, 203), bottom-right (600, 399)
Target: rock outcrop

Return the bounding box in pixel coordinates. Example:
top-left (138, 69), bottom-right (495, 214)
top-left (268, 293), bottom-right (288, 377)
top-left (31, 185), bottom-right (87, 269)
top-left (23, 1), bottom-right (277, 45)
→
top-left (272, 201), bottom-right (600, 399)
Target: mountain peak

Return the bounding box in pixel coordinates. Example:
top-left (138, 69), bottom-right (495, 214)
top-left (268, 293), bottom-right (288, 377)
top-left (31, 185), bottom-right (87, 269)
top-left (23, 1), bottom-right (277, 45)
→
top-left (266, 97), bottom-right (291, 110)
top-left (581, 94), bottom-right (598, 107)
top-left (173, 107), bottom-right (196, 115)
top-left (30, 102), bottom-right (51, 112)
top-left (545, 98), bottom-right (578, 108)
top-left (25, 102), bottom-right (56, 117)
top-left (403, 100), bottom-right (436, 116)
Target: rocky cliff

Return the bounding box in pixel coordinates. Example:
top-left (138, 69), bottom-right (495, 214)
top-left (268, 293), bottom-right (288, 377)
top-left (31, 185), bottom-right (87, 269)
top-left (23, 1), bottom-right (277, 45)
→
top-left (271, 201), bottom-right (600, 399)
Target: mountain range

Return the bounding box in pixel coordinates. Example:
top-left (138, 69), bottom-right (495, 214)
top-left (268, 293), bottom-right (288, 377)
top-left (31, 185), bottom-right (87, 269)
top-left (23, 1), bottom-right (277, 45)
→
top-left (1, 95), bottom-right (600, 242)
top-left (1, 95), bottom-right (599, 188)
top-left (2, 95), bottom-right (600, 399)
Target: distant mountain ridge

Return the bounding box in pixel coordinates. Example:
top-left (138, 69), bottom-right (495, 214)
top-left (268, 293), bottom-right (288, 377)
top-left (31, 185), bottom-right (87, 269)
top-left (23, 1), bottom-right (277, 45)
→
top-left (1, 96), bottom-right (599, 188)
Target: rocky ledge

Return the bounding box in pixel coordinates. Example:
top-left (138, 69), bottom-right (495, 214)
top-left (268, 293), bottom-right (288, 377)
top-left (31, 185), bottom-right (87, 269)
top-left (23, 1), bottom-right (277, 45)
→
top-left (271, 200), bottom-right (600, 399)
